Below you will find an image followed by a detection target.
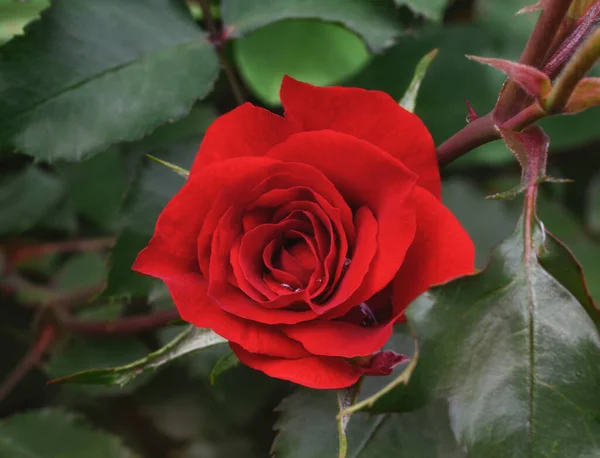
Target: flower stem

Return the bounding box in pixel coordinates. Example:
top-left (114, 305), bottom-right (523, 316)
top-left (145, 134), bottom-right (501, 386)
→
top-left (198, 0), bottom-right (245, 106)
top-left (495, 0), bottom-right (572, 121)
top-left (436, 113), bottom-right (498, 166)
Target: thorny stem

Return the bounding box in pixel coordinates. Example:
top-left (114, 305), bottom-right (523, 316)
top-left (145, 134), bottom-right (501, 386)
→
top-left (495, 0), bottom-right (572, 121)
top-left (438, 3), bottom-right (600, 166)
top-left (436, 113), bottom-right (498, 166)
top-left (198, 0), bottom-right (245, 105)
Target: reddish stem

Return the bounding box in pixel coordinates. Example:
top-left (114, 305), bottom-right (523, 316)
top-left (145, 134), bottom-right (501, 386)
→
top-left (500, 103), bottom-right (546, 131)
top-left (436, 113), bottom-right (498, 166)
top-left (59, 309), bottom-right (180, 336)
top-left (6, 237), bottom-right (115, 264)
top-left (198, 0), bottom-right (245, 105)
top-left (0, 324), bottom-right (57, 404)
top-left (496, 0), bottom-right (572, 121)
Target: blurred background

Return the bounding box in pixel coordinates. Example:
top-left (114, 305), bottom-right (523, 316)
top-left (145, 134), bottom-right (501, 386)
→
top-left (1, 0), bottom-right (599, 456)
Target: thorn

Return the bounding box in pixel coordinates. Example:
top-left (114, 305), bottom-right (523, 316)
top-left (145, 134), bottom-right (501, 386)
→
top-left (465, 100), bottom-right (479, 123)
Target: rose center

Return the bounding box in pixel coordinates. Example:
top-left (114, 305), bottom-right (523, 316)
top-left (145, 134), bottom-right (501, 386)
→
top-left (273, 234), bottom-right (317, 289)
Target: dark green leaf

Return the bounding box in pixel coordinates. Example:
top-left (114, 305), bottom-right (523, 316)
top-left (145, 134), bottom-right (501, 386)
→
top-left (50, 326), bottom-right (226, 387)
top-left (273, 389), bottom-right (464, 458)
top-left (0, 409), bottom-right (134, 458)
top-left (0, 165), bottom-right (63, 235)
top-left (102, 230), bottom-right (154, 299)
top-left (0, 0), bottom-right (219, 161)
top-left (395, 0), bottom-right (450, 22)
top-left (221, 0), bottom-right (401, 53)
top-left (537, 194), bottom-right (600, 304)
top-left (210, 351), bottom-right (240, 385)
top-left (233, 19), bottom-right (370, 106)
top-left (354, 218), bottom-right (600, 457)
top-left (54, 252), bottom-right (106, 292)
top-left (538, 230), bottom-right (600, 328)
top-left (47, 335), bottom-right (150, 396)
top-left (56, 148), bottom-right (127, 230)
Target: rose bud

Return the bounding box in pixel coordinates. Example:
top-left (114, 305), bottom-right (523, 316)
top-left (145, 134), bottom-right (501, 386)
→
top-left (133, 77), bottom-right (475, 389)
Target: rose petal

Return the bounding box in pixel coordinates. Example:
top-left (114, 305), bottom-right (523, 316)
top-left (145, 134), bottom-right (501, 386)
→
top-left (191, 103), bottom-right (298, 172)
top-left (282, 319), bottom-right (395, 358)
top-left (230, 343), bottom-right (363, 389)
top-left (280, 76), bottom-right (440, 198)
top-left (392, 186), bottom-right (475, 317)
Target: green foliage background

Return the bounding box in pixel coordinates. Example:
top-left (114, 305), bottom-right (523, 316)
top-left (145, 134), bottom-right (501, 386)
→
top-left (1, 0), bottom-right (600, 457)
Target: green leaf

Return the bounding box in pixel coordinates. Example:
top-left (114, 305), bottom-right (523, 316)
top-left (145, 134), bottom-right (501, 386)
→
top-left (0, 409), bottom-right (134, 458)
top-left (0, 0), bottom-right (49, 44)
top-left (399, 48), bottom-right (438, 112)
top-left (47, 335), bottom-right (151, 396)
top-left (273, 389), bottom-right (464, 458)
top-left (536, 194), bottom-right (600, 304)
top-left (56, 148), bottom-right (127, 230)
top-left (0, 165), bottom-right (64, 235)
top-left (50, 326), bottom-right (226, 387)
top-left (233, 19), bottom-right (370, 106)
top-left (221, 0), bottom-right (401, 53)
top-left (353, 217), bottom-right (600, 457)
top-left (102, 230), bottom-right (154, 299)
top-left (395, 0), bottom-right (450, 22)
top-left (55, 252), bottom-right (106, 293)
top-left (0, 0), bottom-right (219, 161)
top-left (210, 351), bottom-right (240, 385)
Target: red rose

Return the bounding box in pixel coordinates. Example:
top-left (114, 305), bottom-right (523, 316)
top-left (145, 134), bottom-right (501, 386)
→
top-left (133, 77), bottom-right (474, 389)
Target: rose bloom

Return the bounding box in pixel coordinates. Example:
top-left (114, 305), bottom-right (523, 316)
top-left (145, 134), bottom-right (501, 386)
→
top-left (133, 77), bottom-right (474, 389)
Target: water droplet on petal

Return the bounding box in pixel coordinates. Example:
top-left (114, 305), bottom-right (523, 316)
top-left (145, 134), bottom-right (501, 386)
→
top-left (343, 258), bottom-right (352, 268)
top-left (316, 277), bottom-right (324, 285)
top-left (293, 287), bottom-right (301, 292)
top-left (280, 283), bottom-right (294, 291)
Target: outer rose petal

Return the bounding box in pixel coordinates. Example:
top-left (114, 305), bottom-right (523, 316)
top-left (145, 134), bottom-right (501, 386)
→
top-left (230, 343), bottom-right (363, 389)
top-left (282, 320), bottom-right (395, 358)
top-left (280, 76), bottom-right (441, 199)
top-left (191, 103), bottom-right (298, 172)
top-left (393, 186), bottom-right (475, 316)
